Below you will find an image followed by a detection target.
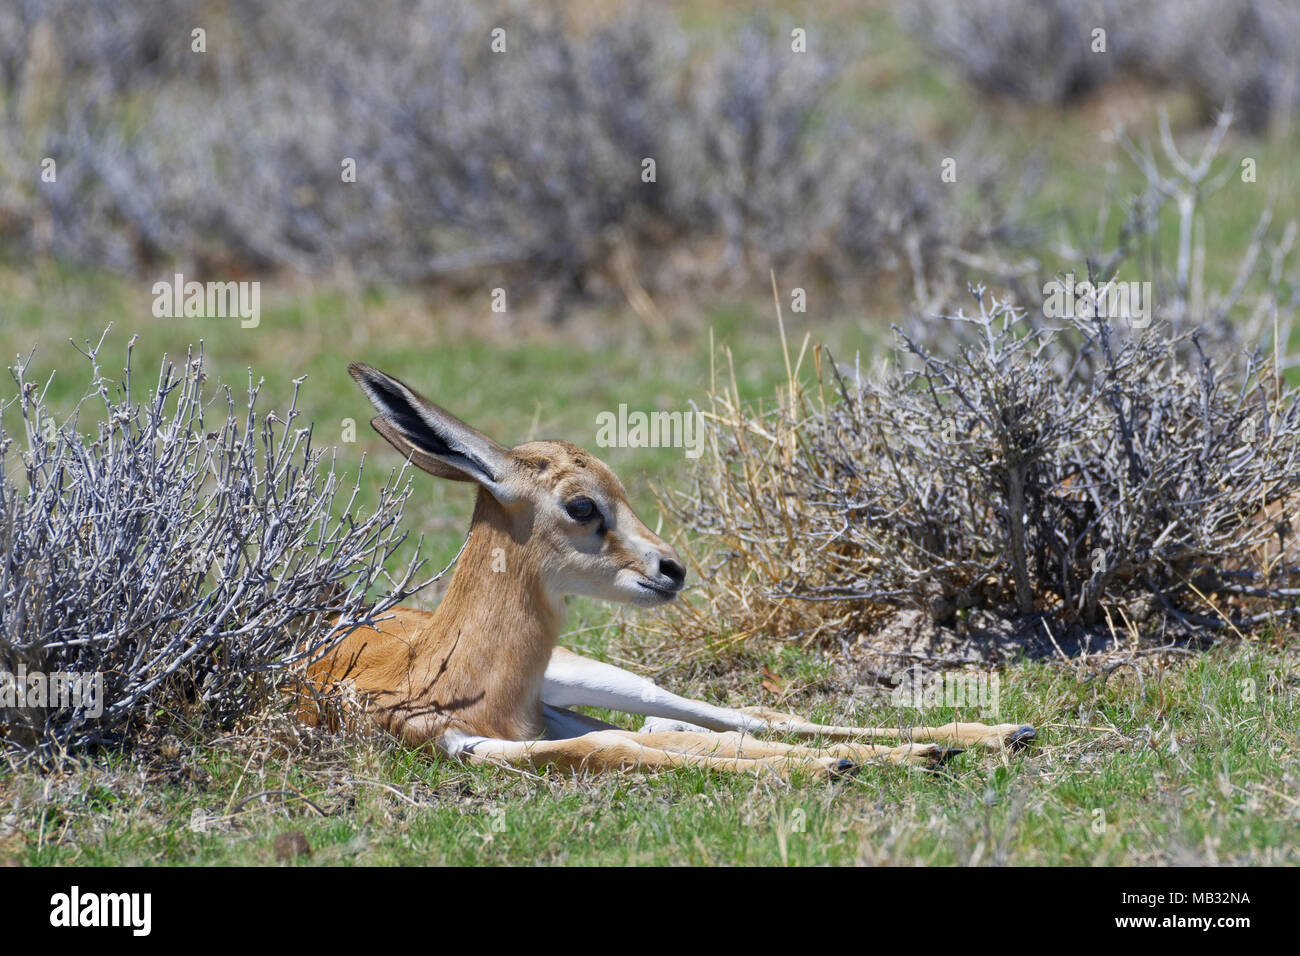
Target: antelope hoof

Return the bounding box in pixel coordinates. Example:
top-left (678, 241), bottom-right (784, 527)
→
top-left (829, 758), bottom-right (859, 780)
top-left (926, 746), bottom-right (963, 770)
top-left (1006, 725), bottom-right (1037, 750)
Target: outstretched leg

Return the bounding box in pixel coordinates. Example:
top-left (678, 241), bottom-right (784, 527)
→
top-left (730, 706), bottom-right (1037, 750)
top-left (542, 647), bottom-right (770, 733)
top-left (436, 653), bottom-right (983, 779)
top-left (442, 728), bottom-right (869, 780)
top-left (540, 705), bottom-right (956, 769)
top-left (543, 648), bottom-right (1034, 751)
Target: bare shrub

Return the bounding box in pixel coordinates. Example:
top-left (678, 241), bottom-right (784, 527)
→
top-left (671, 18), bottom-right (855, 275)
top-left (0, 0), bottom-right (206, 97)
top-left (0, 1), bottom-right (1010, 309)
top-left (662, 288), bottom-right (1300, 655)
top-left (1141, 0), bottom-right (1300, 134)
top-left (0, 333), bottom-right (433, 761)
top-left (904, 0), bottom-right (1300, 133)
top-left (901, 0), bottom-right (1129, 105)
top-left (660, 114), bottom-right (1300, 655)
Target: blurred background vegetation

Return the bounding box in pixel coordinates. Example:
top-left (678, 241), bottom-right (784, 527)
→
top-left (2, 0), bottom-right (1298, 627)
top-left (3, 0), bottom-right (1299, 866)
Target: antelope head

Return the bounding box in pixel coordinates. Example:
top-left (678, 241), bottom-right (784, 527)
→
top-left (349, 363), bottom-right (687, 609)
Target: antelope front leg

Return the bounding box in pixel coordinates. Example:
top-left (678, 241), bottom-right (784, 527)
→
top-left (540, 651), bottom-right (962, 770)
top-left (731, 706), bottom-right (1037, 751)
top-left (543, 648), bottom-right (1033, 752)
top-left (542, 647), bottom-right (770, 734)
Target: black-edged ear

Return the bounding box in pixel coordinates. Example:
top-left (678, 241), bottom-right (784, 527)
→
top-left (349, 363), bottom-right (515, 502)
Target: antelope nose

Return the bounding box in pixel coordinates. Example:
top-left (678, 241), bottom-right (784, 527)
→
top-left (657, 556), bottom-right (686, 588)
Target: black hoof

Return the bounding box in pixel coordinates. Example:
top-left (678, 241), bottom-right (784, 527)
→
top-left (932, 746), bottom-right (964, 766)
top-left (830, 758), bottom-right (859, 780)
top-left (912, 747), bottom-right (964, 773)
top-left (1007, 725), bottom-right (1037, 750)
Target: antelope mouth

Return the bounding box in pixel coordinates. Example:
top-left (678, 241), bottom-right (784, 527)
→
top-left (636, 579), bottom-right (681, 600)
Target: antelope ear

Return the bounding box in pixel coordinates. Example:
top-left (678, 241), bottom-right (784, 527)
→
top-left (349, 363), bottom-right (515, 502)
top-left (367, 416), bottom-right (475, 484)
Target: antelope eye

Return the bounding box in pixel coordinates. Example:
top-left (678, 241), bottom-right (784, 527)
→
top-left (564, 497), bottom-right (599, 522)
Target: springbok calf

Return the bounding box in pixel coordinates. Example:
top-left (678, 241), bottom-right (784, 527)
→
top-left (308, 364), bottom-right (1035, 779)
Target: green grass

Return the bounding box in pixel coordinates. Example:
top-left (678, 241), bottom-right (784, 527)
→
top-left (4, 641), bottom-right (1295, 865)
top-left (3, 1), bottom-right (1299, 866)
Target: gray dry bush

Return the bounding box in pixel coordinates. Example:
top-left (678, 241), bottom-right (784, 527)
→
top-left (662, 113), bottom-right (1300, 659)
top-left (663, 289), bottom-right (1300, 657)
top-left (0, 0), bottom-right (1013, 309)
top-left (904, 0), bottom-right (1300, 134)
top-left (0, 333), bottom-right (430, 761)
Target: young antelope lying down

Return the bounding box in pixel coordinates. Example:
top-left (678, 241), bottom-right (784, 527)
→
top-left (307, 364), bottom-right (1036, 779)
